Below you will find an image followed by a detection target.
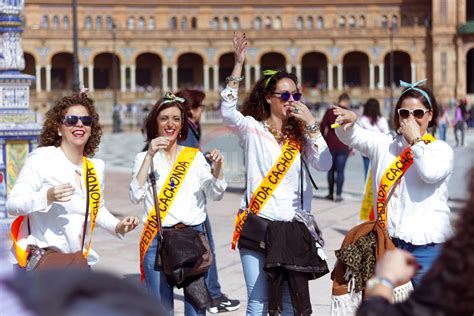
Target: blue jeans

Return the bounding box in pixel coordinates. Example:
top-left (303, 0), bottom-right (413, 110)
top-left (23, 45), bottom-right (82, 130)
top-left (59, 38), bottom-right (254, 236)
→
top-left (362, 156), bottom-right (370, 180)
top-left (392, 238), bottom-right (443, 287)
top-left (327, 150), bottom-right (350, 196)
top-left (204, 215), bottom-right (222, 299)
top-left (239, 248), bottom-right (293, 315)
top-left (144, 225), bottom-right (206, 316)
top-left (438, 123), bottom-right (447, 141)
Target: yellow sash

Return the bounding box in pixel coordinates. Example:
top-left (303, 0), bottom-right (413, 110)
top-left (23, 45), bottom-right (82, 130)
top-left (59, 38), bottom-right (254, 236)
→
top-left (376, 134), bottom-right (435, 229)
top-left (139, 147), bottom-right (198, 282)
top-left (11, 157), bottom-right (101, 267)
top-left (231, 139), bottom-right (300, 250)
top-left (359, 167), bottom-right (374, 221)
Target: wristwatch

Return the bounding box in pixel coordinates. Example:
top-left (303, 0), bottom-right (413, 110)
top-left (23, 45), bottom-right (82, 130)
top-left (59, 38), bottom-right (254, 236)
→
top-left (410, 136), bottom-right (422, 145)
top-left (366, 276), bottom-right (395, 291)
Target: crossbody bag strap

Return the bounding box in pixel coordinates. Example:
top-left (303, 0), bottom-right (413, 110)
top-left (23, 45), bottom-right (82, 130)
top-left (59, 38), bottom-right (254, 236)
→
top-left (299, 156), bottom-right (319, 210)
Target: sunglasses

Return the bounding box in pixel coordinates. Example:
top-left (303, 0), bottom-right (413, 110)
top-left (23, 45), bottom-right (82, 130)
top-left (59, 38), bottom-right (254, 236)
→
top-left (397, 108), bottom-right (430, 119)
top-left (273, 91), bottom-right (302, 102)
top-left (63, 115), bottom-right (93, 126)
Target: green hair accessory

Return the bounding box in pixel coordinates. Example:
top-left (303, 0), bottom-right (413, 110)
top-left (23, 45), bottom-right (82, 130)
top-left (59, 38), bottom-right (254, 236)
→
top-left (263, 69), bottom-right (279, 89)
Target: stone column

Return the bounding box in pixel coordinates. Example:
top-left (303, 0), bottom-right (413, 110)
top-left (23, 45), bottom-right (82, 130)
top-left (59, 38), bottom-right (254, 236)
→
top-left (162, 65), bottom-right (168, 91)
top-left (172, 65), bottom-right (178, 91)
top-left (411, 62), bottom-right (417, 83)
top-left (378, 63), bottom-right (384, 90)
top-left (130, 64), bottom-right (136, 92)
top-left (45, 64), bottom-right (51, 92)
top-left (203, 64), bottom-right (209, 91)
top-left (327, 64), bottom-right (333, 91)
top-left (213, 65), bottom-right (219, 91)
top-left (35, 65), bottom-right (42, 92)
top-left (254, 64), bottom-right (261, 82)
top-left (120, 65), bottom-right (126, 92)
top-left (337, 63), bottom-right (343, 90)
top-left (79, 64), bottom-right (84, 89)
top-left (369, 63), bottom-right (375, 90)
top-left (286, 64), bottom-right (292, 73)
top-left (88, 65), bottom-right (94, 91)
top-left (295, 64), bottom-right (302, 84)
top-left (245, 64), bottom-right (251, 91)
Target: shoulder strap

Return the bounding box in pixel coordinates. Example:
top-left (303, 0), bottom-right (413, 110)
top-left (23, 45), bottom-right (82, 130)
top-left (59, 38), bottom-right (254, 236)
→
top-left (300, 155), bottom-right (319, 210)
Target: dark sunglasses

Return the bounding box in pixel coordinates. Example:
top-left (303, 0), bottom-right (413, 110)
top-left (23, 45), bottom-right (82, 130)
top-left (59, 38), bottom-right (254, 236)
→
top-left (397, 108), bottom-right (430, 119)
top-left (63, 115), bottom-right (93, 126)
top-left (273, 91), bottom-right (302, 102)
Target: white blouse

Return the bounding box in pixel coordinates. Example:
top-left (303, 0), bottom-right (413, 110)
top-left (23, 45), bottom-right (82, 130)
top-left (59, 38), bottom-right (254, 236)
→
top-left (129, 148), bottom-right (226, 227)
top-left (336, 124), bottom-right (454, 245)
top-left (6, 146), bottom-right (121, 265)
top-left (220, 86), bottom-right (332, 221)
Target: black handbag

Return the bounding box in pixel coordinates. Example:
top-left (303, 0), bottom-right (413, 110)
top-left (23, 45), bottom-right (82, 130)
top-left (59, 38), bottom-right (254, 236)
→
top-left (238, 212), bottom-right (270, 253)
top-left (238, 156), bottom-right (318, 253)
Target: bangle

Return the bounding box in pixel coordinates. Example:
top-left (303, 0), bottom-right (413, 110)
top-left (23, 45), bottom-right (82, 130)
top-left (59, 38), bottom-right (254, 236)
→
top-left (225, 76), bottom-right (244, 84)
top-left (410, 137), bottom-right (422, 145)
top-left (366, 276), bottom-right (395, 291)
top-left (306, 120), bottom-right (320, 133)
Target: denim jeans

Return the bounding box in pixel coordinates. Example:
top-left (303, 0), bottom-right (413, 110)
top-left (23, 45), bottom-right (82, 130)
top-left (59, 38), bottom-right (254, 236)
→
top-left (327, 150), bottom-right (350, 196)
top-left (204, 215), bottom-right (222, 299)
top-left (362, 156), bottom-right (370, 180)
top-left (438, 123), bottom-right (447, 141)
top-left (144, 225), bottom-right (206, 316)
top-left (392, 238), bottom-right (443, 287)
top-left (239, 248), bottom-right (293, 315)
top-left (454, 121), bottom-right (465, 146)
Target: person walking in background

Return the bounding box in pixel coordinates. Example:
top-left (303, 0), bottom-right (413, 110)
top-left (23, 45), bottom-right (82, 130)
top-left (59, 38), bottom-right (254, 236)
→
top-left (333, 79), bottom-right (454, 287)
top-left (320, 93), bottom-right (352, 202)
top-left (129, 93), bottom-right (226, 315)
top-left (437, 104), bottom-right (450, 142)
top-left (357, 98), bottom-right (389, 178)
top-left (175, 89), bottom-right (241, 314)
top-left (7, 91), bottom-right (139, 270)
top-left (357, 167), bottom-right (474, 316)
top-left (221, 32), bottom-right (331, 315)
top-left (453, 98), bottom-right (468, 147)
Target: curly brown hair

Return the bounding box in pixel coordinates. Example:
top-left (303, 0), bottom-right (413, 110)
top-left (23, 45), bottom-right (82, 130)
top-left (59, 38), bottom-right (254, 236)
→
top-left (240, 70), bottom-right (306, 146)
top-left (38, 93), bottom-right (102, 157)
top-left (418, 167), bottom-right (474, 313)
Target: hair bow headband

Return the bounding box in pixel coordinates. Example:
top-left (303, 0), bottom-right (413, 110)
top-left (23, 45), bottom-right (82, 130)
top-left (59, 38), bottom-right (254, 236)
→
top-left (263, 69), bottom-right (279, 89)
top-left (161, 92), bottom-right (186, 105)
top-left (399, 79), bottom-right (432, 109)
top-left (80, 86), bottom-right (89, 96)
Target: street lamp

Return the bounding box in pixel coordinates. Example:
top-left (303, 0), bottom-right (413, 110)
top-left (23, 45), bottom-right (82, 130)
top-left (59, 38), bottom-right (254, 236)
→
top-left (111, 22), bottom-right (121, 133)
top-left (389, 20), bottom-right (398, 121)
top-left (72, 0), bottom-right (79, 92)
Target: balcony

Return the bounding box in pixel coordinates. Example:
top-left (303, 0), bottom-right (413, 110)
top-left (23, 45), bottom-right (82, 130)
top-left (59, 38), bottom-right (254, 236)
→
top-left (459, 21), bottom-right (474, 34)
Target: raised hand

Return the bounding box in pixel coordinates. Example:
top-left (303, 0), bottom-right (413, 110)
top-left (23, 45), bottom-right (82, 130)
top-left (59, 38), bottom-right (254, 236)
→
top-left (332, 105), bottom-right (357, 130)
top-left (206, 148), bottom-right (224, 179)
top-left (147, 136), bottom-right (170, 158)
top-left (233, 32), bottom-right (248, 65)
top-left (47, 183), bottom-right (75, 205)
top-left (288, 100), bottom-right (316, 126)
top-left (398, 116), bottom-right (422, 143)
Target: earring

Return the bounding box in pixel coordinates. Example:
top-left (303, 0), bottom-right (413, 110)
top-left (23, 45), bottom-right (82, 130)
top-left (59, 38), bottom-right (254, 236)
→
top-left (58, 132), bottom-right (62, 137)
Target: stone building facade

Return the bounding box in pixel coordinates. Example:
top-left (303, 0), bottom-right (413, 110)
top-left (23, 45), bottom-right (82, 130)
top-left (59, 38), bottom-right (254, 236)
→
top-left (20, 0), bottom-right (474, 117)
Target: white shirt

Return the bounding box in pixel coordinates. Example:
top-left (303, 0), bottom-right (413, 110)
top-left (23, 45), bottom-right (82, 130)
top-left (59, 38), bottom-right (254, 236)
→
top-left (6, 146), bottom-right (121, 265)
top-left (357, 115), bottom-right (390, 134)
top-left (336, 124), bottom-right (454, 245)
top-left (220, 86), bottom-right (332, 221)
top-left (129, 148), bottom-right (226, 227)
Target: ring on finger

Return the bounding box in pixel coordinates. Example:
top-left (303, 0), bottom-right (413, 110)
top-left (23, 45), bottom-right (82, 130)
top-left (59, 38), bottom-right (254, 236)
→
top-left (293, 107), bottom-right (299, 113)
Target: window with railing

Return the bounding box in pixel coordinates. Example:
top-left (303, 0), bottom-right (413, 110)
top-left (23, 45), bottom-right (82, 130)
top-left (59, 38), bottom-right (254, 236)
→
top-left (254, 16), bottom-right (262, 30)
top-left (307, 16), bottom-right (313, 29)
top-left (232, 17), bottom-right (239, 30)
top-left (212, 17), bottom-right (219, 30)
top-left (84, 16), bottom-right (92, 30)
top-left (52, 15), bottom-right (59, 29)
top-left (63, 15), bottom-right (70, 29)
top-left (339, 16), bottom-right (346, 29)
top-left (274, 16), bottom-right (282, 30)
top-left (222, 17), bottom-right (229, 30)
top-left (138, 17), bottom-right (145, 30)
top-left (148, 17), bottom-right (155, 30)
top-left (41, 15), bottom-right (49, 29)
top-left (128, 16), bottom-right (135, 30)
top-left (316, 16), bottom-right (324, 29)
top-left (96, 16), bottom-right (103, 30)
top-left (106, 16), bottom-right (113, 30)
top-left (170, 16), bottom-right (177, 30)
top-left (191, 17), bottom-right (197, 29)
top-left (296, 16), bottom-right (303, 30)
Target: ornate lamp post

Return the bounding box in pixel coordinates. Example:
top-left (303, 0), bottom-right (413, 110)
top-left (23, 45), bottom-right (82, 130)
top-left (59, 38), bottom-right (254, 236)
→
top-left (389, 20), bottom-right (398, 120)
top-left (72, 0), bottom-right (79, 92)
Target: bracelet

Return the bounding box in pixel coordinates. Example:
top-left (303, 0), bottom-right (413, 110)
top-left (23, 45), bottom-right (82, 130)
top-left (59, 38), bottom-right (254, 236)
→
top-left (410, 137), bottom-right (422, 145)
top-left (306, 120), bottom-right (320, 133)
top-left (225, 76), bottom-right (244, 83)
top-left (366, 276), bottom-right (395, 291)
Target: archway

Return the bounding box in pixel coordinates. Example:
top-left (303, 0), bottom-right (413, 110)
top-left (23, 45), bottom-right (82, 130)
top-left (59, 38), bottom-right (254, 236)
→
top-left (467, 49), bottom-right (474, 94)
top-left (177, 53), bottom-right (203, 89)
top-left (383, 51), bottom-right (411, 87)
top-left (343, 51), bottom-right (369, 88)
top-left (93, 53), bottom-right (120, 90)
top-left (135, 53), bottom-right (162, 91)
top-left (260, 52), bottom-right (286, 71)
top-left (51, 52), bottom-right (73, 90)
top-left (301, 52), bottom-right (328, 90)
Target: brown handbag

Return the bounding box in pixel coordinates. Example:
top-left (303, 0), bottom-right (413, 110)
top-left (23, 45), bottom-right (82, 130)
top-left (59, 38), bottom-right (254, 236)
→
top-left (31, 248), bottom-right (88, 271)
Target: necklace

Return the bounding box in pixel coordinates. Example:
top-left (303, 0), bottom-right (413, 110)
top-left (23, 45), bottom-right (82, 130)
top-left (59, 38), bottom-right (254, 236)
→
top-left (263, 120), bottom-right (290, 145)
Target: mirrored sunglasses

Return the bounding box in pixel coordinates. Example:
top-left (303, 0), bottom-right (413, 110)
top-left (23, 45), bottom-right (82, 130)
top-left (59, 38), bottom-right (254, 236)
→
top-left (273, 91), bottom-right (302, 102)
top-left (63, 115), bottom-right (93, 126)
top-left (397, 108), bottom-right (430, 119)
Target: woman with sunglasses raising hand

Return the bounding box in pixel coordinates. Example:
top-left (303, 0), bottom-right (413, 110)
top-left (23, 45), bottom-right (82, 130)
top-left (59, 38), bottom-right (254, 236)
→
top-left (221, 33), bottom-right (332, 315)
top-left (333, 80), bottom-right (454, 287)
top-left (7, 91), bottom-right (139, 271)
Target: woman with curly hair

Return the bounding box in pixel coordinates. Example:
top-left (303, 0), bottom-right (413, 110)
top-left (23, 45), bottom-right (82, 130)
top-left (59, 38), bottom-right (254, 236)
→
top-left (7, 91), bottom-right (138, 269)
top-left (357, 167), bottom-right (474, 315)
top-left (221, 33), bottom-right (332, 314)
